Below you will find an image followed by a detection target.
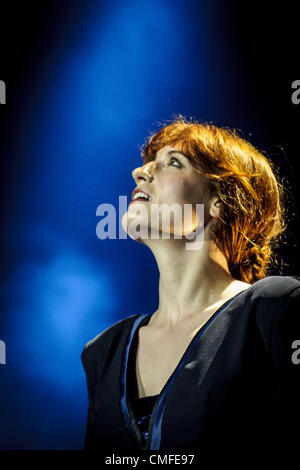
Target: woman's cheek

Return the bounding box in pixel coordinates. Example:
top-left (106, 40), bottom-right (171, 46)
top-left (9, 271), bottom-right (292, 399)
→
top-left (159, 178), bottom-right (186, 204)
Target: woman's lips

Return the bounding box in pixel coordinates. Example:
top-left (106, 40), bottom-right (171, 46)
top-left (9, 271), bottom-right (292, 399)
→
top-left (129, 197), bottom-right (151, 206)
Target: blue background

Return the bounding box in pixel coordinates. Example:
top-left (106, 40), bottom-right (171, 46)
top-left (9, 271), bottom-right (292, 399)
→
top-left (0, 0), bottom-right (299, 449)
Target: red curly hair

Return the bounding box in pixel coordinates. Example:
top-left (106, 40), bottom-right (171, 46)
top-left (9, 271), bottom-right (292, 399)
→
top-left (140, 115), bottom-right (288, 284)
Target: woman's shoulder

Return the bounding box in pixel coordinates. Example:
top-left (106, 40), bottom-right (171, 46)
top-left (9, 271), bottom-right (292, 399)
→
top-left (249, 274), bottom-right (300, 298)
top-left (81, 313), bottom-right (141, 367)
top-left (245, 274), bottom-right (300, 322)
top-left (244, 275), bottom-right (300, 350)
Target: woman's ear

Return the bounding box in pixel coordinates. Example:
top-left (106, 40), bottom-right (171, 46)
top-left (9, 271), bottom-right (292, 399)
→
top-left (209, 196), bottom-right (222, 218)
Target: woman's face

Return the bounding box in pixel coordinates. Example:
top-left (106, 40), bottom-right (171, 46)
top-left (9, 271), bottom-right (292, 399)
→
top-left (122, 145), bottom-right (214, 242)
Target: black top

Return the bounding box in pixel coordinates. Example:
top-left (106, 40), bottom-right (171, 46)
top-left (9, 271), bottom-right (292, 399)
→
top-left (125, 289), bottom-right (241, 448)
top-left (81, 275), bottom-right (300, 459)
top-left (129, 394), bottom-right (159, 445)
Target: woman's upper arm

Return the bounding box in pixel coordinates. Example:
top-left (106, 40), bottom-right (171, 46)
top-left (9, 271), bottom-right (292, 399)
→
top-left (270, 286), bottom-right (300, 447)
top-left (81, 343), bottom-right (96, 402)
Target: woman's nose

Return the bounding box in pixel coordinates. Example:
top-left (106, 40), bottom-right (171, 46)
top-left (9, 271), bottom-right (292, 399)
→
top-left (132, 161), bottom-right (155, 183)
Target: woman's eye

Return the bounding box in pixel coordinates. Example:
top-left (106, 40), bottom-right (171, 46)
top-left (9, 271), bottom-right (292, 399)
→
top-left (169, 156), bottom-right (182, 168)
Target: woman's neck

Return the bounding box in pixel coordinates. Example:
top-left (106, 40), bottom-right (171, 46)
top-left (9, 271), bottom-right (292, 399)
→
top-left (147, 239), bottom-right (251, 328)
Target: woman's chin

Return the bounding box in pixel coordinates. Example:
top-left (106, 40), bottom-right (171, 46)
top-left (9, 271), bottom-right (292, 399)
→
top-left (121, 212), bottom-right (148, 243)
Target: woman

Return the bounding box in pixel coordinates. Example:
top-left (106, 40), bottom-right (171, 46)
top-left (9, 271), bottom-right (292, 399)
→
top-left (81, 116), bottom-right (300, 458)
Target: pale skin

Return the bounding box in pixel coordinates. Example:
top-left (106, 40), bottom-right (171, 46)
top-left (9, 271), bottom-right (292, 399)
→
top-left (124, 145), bottom-right (251, 398)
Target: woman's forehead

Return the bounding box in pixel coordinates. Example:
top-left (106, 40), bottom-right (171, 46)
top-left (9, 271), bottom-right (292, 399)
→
top-left (156, 145), bottom-right (187, 158)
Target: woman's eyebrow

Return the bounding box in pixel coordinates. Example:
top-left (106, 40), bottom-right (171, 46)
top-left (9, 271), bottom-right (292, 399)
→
top-left (156, 149), bottom-right (187, 160)
top-left (166, 150), bottom-right (185, 157)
